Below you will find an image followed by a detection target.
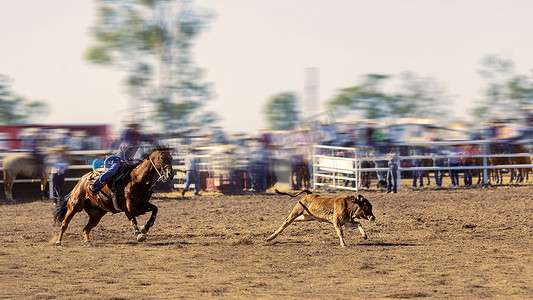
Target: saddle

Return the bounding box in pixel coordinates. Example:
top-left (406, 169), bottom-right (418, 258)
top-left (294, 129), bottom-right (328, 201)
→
top-left (89, 164), bottom-right (134, 213)
top-left (89, 163), bottom-right (134, 182)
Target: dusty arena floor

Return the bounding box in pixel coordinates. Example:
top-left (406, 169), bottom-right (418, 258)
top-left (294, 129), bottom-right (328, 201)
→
top-left (1, 184), bottom-right (532, 299)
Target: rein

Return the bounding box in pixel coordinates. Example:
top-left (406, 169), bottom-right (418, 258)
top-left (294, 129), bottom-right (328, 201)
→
top-left (148, 154), bottom-right (169, 190)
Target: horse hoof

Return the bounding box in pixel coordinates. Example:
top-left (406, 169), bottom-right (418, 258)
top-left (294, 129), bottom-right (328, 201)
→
top-left (84, 241), bottom-right (94, 247)
top-left (140, 226), bottom-right (148, 234)
top-left (55, 241), bottom-right (62, 247)
top-left (136, 233), bottom-right (147, 242)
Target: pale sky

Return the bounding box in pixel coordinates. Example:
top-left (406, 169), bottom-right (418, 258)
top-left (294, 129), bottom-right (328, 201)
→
top-left (2, 0), bottom-right (533, 134)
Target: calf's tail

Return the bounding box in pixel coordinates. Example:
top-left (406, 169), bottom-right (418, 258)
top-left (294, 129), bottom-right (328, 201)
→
top-left (274, 189), bottom-right (312, 197)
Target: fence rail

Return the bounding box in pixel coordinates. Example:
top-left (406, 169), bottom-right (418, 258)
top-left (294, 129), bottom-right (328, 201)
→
top-left (0, 150), bottom-right (187, 199)
top-left (313, 144), bottom-right (533, 192)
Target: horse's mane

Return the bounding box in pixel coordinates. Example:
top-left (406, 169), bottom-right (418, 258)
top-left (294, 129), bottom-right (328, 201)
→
top-left (139, 145), bottom-right (172, 161)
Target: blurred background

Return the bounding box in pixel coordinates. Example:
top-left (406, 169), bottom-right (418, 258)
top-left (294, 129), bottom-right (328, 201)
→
top-left (2, 0), bottom-right (533, 198)
top-left (1, 0), bottom-right (533, 138)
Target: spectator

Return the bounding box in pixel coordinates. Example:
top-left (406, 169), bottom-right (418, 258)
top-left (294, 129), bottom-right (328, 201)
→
top-left (448, 146), bottom-right (462, 186)
top-left (432, 147), bottom-right (447, 187)
top-left (386, 150), bottom-right (399, 194)
top-left (50, 129), bottom-right (71, 148)
top-left (461, 145), bottom-right (479, 186)
top-left (221, 147), bottom-right (242, 194)
top-left (68, 131), bottom-right (89, 150)
top-left (250, 143), bottom-right (268, 193)
top-left (290, 147), bottom-right (308, 190)
top-left (48, 145), bottom-right (69, 205)
top-left (21, 128), bottom-right (45, 177)
top-left (182, 148), bottom-right (201, 196)
top-left (233, 144), bottom-right (251, 190)
top-left (411, 148), bottom-right (424, 187)
top-left (373, 150), bottom-right (387, 188)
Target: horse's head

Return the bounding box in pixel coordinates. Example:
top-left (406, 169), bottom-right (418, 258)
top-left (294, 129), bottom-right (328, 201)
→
top-left (149, 147), bottom-right (174, 182)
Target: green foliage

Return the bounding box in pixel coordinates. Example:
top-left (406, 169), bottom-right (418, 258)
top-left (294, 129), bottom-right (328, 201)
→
top-left (328, 74), bottom-right (391, 119)
top-left (85, 0), bottom-right (215, 131)
top-left (263, 92), bottom-right (300, 130)
top-left (0, 75), bottom-right (49, 124)
top-left (471, 55), bottom-right (533, 122)
top-left (327, 73), bottom-right (449, 120)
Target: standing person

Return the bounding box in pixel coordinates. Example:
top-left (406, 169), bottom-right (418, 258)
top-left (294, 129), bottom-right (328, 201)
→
top-left (221, 147), bottom-right (242, 194)
top-left (411, 148), bottom-right (424, 187)
top-left (461, 145), bottom-right (479, 186)
top-left (89, 120), bottom-right (157, 194)
top-left (432, 147), bottom-right (446, 187)
top-left (386, 150), bottom-right (399, 194)
top-left (250, 143), bottom-right (268, 193)
top-left (373, 151), bottom-right (386, 188)
top-left (48, 146), bottom-right (69, 205)
top-left (22, 128), bottom-right (46, 177)
top-left (182, 149), bottom-right (201, 196)
top-left (448, 146), bottom-right (462, 186)
top-left (290, 147), bottom-right (304, 190)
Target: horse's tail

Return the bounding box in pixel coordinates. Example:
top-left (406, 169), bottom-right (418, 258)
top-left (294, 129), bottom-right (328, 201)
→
top-left (274, 189), bottom-right (313, 197)
top-left (53, 192), bottom-right (70, 224)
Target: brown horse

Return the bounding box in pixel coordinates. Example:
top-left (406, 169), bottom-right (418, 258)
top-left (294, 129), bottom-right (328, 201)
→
top-left (54, 146), bottom-right (174, 246)
top-left (487, 142), bottom-right (510, 184)
top-left (2, 153), bottom-right (51, 204)
top-left (509, 143), bottom-right (531, 183)
top-left (487, 142), bottom-right (531, 184)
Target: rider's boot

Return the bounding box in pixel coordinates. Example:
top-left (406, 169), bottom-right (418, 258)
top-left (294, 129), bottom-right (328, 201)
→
top-left (89, 182), bottom-right (103, 195)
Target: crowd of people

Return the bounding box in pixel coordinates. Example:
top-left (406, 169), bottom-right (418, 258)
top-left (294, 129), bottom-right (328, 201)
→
top-left (9, 119), bottom-right (533, 201)
top-left (350, 143), bottom-right (508, 193)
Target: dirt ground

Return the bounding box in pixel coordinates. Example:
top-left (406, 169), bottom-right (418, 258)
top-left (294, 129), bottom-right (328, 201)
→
top-left (1, 183), bottom-right (532, 299)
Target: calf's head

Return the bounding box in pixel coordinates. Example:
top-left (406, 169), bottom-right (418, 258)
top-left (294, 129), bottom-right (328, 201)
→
top-left (349, 194), bottom-right (375, 221)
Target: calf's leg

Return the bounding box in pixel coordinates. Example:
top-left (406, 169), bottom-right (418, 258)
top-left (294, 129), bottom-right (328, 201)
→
top-left (266, 205), bottom-right (305, 242)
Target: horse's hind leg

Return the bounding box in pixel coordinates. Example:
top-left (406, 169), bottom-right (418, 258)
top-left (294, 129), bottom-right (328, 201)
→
top-left (56, 191), bottom-right (86, 246)
top-left (56, 207), bottom-right (79, 246)
top-left (140, 203), bottom-right (158, 235)
top-left (40, 176), bottom-right (49, 200)
top-left (3, 171), bottom-right (15, 204)
top-left (82, 208), bottom-right (107, 246)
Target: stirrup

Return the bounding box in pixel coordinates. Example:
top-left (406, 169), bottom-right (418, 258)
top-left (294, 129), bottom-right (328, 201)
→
top-left (89, 184), bottom-right (100, 194)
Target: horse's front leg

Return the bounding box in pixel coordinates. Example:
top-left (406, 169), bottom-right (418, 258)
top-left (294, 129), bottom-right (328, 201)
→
top-left (140, 203), bottom-right (158, 234)
top-left (124, 199), bottom-right (146, 242)
top-left (127, 216), bottom-right (146, 242)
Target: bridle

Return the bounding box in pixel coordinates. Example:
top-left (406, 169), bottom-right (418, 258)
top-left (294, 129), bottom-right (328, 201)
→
top-left (148, 151), bottom-right (172, 186)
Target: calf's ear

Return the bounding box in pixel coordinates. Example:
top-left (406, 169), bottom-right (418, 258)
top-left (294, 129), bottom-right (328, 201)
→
top-left (350, 195), bottom-right (362, 205)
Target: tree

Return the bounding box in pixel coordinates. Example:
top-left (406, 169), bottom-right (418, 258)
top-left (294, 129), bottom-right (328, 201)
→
top-left (391, 72), bottom-right (450, 119)
top-left (327, 74), bottom-right (391, 119)
top-left (327, 73), bottom-right (450, 120)
top-left (471, 55), bottom-right (533, 122)
top-left (0, 75), bottom-right (49, 124)
top-left (85, 0), bottom-right (216, 131)
top-left (263, 92), bottom-right (300, 130)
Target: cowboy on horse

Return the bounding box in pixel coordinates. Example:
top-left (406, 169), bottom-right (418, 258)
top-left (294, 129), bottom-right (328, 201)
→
top-left (89, 120), bottom-right (157, 195)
